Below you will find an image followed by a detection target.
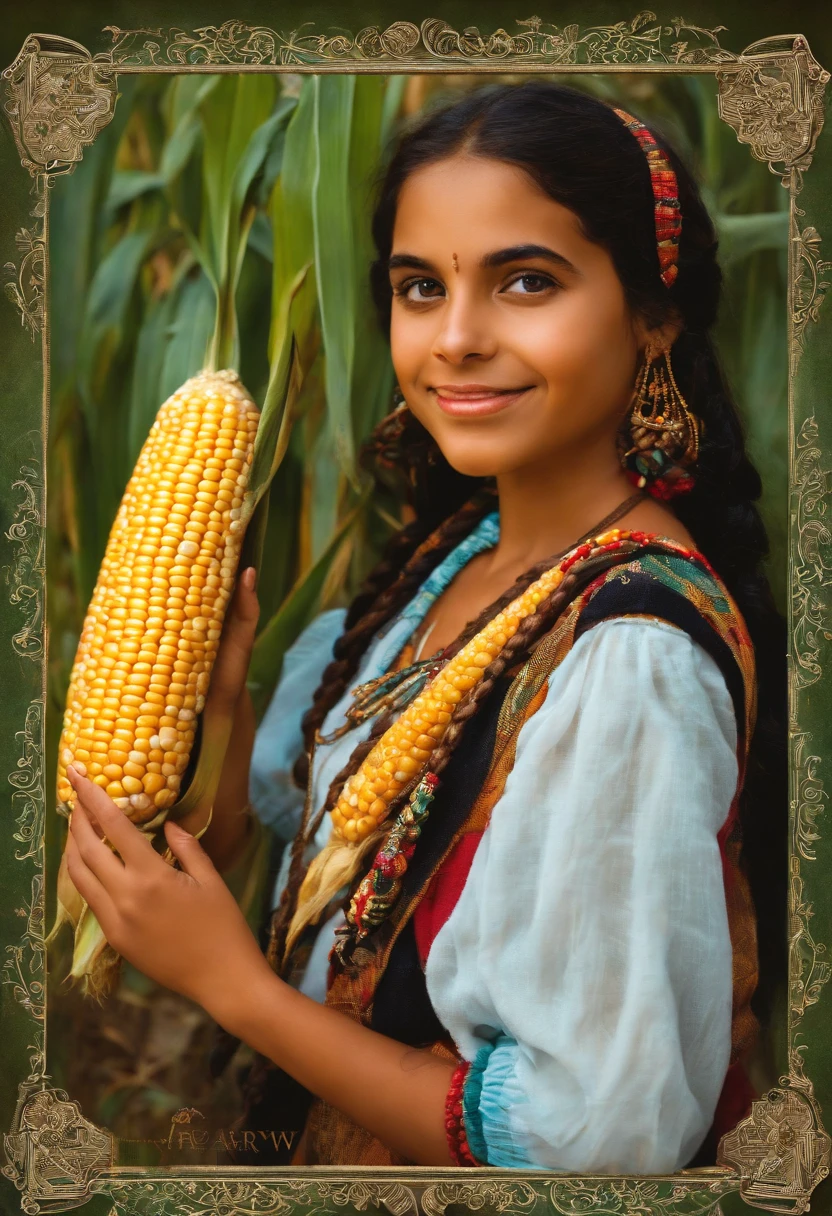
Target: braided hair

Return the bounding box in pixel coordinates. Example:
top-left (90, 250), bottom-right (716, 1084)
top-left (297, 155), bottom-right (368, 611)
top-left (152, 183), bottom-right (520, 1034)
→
top-left (272, 80), bottom-right (786, 1022)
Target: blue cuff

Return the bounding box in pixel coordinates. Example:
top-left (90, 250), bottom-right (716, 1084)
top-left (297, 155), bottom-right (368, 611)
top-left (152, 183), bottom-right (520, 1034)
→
top-left (461, 1042), bottom-right (494, 1164)
top-left (462, 1034), bottom-right (543, 1170)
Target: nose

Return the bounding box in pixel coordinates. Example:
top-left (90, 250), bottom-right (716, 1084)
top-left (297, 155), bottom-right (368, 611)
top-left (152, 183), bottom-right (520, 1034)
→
top-left (430, 287), bottom-right (497, 365)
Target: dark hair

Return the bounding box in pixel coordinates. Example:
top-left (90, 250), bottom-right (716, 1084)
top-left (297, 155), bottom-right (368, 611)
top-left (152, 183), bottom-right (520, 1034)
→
top-left (280, 80), bottom-right (787, 1022)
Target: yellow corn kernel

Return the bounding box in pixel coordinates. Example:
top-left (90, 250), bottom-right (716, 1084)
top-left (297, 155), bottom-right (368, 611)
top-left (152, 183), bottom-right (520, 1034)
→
top-left (56, 369), bottom-right (259, 826)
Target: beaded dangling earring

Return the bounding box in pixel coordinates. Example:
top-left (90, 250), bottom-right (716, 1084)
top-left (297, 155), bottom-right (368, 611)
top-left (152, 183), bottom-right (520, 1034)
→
top-left (617, 343), bottom-right (703, 501)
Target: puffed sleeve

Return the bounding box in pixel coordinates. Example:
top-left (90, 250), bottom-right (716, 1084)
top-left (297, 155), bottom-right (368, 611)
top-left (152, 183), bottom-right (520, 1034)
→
top-left (249, 607), bottom-right (346, 841)
top-left (424, 616), bottom-right (739, 1173)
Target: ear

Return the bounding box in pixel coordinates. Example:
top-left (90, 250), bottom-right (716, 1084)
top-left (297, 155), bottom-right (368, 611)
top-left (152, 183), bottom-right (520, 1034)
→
top-left (634, 308), bottom-right (684, 354)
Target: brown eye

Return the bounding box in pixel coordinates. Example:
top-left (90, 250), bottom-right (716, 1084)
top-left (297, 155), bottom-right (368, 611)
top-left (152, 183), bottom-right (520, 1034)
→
top-left (504, 273), bottom-right (557, 295)
top-left (398, 277), bottom-right (445, 302)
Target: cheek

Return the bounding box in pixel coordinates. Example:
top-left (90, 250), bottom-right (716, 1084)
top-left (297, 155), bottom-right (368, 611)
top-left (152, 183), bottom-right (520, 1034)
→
top-left (389, 312), bottom-right (422, 387)
top-left (519, 293), bottom-right (635, 410)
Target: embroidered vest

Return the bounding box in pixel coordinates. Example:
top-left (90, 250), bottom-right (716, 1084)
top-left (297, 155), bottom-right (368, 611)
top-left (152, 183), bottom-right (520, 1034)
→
top-left (301, 543), bottom-right (758, 1167)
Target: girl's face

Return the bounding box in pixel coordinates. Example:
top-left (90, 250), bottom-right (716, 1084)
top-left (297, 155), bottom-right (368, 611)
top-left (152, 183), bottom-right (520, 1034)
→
top-left (388, 153), bottom-right (678, 480)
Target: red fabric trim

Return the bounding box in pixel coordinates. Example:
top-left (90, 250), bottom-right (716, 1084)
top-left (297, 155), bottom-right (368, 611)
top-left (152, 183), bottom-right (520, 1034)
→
top-left (413, 831), bottom-right (484, 968)
top-left (712, 1061), bottom-right (755, 1145)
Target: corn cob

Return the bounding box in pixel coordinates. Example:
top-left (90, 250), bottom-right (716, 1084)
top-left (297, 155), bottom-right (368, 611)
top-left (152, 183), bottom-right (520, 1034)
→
top-left (330, 549), bottom-right (581, 843)
top-left (56, 368), bottom-right (259, 825)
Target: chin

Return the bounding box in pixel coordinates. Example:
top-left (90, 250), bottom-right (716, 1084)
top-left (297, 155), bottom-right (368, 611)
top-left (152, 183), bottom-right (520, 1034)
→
top-left (433, 434), bottom-right (522, 481)
top-left (441, 452), bottom-right (508, 479)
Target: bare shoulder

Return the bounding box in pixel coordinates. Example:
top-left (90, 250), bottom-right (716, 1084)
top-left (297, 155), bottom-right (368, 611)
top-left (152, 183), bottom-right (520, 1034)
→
top-left (619, 497), bottom-right (698, 550)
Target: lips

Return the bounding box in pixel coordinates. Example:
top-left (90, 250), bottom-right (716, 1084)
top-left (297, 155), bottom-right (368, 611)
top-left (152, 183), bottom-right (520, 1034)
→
top-left (432, 383), bottom-right (531, 418)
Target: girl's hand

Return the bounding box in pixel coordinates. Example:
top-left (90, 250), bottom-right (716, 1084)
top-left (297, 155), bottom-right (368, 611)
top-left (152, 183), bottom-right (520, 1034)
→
top-left (176, 566), bottom-right (261, 870)
top-left (64, 764), bottom-right (273, 1019)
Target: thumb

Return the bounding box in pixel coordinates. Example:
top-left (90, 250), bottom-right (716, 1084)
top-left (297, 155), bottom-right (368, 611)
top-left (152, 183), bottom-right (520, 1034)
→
top-left (207, 567), bottom-right (260, 711)
top-left (164, 820), bottom-right (217, 883)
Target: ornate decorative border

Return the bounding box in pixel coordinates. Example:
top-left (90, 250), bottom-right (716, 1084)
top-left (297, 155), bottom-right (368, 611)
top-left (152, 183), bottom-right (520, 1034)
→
top-left (1, 14), bottom-right (831, 1216)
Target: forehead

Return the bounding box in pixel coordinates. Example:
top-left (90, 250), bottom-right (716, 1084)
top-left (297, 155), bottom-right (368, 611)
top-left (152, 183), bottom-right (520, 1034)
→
top-left (392, 153), bottom-right (587, 253)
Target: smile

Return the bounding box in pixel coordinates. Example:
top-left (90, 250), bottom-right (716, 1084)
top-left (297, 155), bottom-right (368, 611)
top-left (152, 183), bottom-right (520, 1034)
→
top-left (432, 384), bottom-right (532, 417)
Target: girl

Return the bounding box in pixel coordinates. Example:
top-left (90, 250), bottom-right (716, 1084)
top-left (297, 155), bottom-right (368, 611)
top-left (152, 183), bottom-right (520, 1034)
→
top-left (65, 81), bottom-right (787, 1173)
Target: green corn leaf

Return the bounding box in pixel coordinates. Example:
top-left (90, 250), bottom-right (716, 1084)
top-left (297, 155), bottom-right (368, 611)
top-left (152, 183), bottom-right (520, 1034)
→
top-left (126, 280), bottom-right (180, 465)
top-left (312, 75), bottom-right (358, 483)
top-left (248, 498), bottom-right (367, 721)
top-left (236, 94), bottom-right (297, 211)
top-left (50, 76), bottom-right (141, 404)
top-left (245, 261), bottom-right (312, 514)
top-left (349, 76), bottom-right (397, 449)
top-left (198, 75), bottom-right (277, 282)
top-left (76, 229), bottom-right (153, 448)
top-left (269, 81), bottom-right (318, 369)
top-left (254, 95), bottom-right (298, 207)
top-left (160, 75), bottom-right (224, 186)
top-left (715, 212), bottom-right (790, 268)
top-left (247, 210), bottom-right (274, 263)
top-left (127, 255), bottom-right (199, 463)
top-left (159, 76), bottom-right (224, 293)
top-left (380, 74), bottom-right (407, 144)
top-left (157, 269), bottom-right (217, 401)
top-left (198, 74), bottom-right (277, 369)
top-left (159, 109), bottom-right (203, 183)
top-left (107, 169), bottom-right (166, 213)
top-left (308, 418), bottom-right (344, 563)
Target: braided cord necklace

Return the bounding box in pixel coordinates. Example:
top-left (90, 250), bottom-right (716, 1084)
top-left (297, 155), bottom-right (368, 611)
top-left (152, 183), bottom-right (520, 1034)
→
top-left (284, 490), bottom-right (648, 962)
top-left (407, 489), bottom-right (645, 663)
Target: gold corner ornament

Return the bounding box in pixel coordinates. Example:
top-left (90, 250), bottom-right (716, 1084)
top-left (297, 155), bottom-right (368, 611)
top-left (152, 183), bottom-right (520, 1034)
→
top-left (718, 1057), bottom-right (831, 1214)
top-left (715, 35), bottom-right (830, 189)
top-left (2, 34), bottom-right (117, 177)
top-left (3, 1083), bottom-right (114, 1214)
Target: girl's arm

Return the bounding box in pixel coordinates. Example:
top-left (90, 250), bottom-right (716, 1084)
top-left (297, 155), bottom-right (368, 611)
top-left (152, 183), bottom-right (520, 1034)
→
top-left (63, 768), bottom-right (456, 1166)
top-left (215, 953), bottom-right (456, 1165)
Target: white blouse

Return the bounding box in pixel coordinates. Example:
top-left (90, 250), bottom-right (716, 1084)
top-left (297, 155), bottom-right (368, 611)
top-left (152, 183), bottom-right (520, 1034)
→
top-left (248, 519), bottom-right (739, 1174)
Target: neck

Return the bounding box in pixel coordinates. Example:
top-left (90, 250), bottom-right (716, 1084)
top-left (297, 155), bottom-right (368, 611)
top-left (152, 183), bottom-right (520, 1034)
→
top-left (489, 437), bottom-right (641, 573)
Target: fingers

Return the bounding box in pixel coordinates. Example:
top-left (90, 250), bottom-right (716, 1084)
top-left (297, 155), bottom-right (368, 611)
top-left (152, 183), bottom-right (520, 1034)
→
top-left (68, 798), bottom-right (125, 890)
top-left (163, 820), bottom-right (218, 884)
top-left (65, 832), bottom-right (118, 932)
top-left (67, 767), bottom-right (155, 868)
top-left (205, 566), bottom-right (260, 714)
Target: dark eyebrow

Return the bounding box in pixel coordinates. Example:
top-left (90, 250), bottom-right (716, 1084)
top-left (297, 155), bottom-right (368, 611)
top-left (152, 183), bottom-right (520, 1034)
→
top-left (387, 245), bottom-right (580, 276)
top-left (481, 244), bottom-right (580, 275)
top-left (387, 253), bottom-right (435, 273)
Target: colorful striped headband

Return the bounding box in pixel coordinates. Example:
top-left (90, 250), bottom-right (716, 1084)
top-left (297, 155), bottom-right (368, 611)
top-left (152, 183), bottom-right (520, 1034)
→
top-left (612, 107), bottom-right (682, 289)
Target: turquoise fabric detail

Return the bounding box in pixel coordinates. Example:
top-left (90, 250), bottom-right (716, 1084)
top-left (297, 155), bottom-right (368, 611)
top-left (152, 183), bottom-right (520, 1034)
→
top-left (252, 511), bottom-right (500, 838)
top-left (464, 1034), bottom-right (546, 1169)
top-left (373, 510), bottom-right (500, 670)
top-left (399, 511), bottom-right (500, 626)
top-left (461, 1041), bottom-right (494, 1164)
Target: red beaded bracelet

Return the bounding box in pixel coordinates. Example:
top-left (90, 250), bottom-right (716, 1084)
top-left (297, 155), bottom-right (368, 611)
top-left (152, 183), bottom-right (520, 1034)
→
top-left (445, 1059), bottom-right (479, 1166)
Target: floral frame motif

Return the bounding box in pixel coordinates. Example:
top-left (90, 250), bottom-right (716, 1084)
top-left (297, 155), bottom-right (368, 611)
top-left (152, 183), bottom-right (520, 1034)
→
top-left (1, 10), bottom-right (831, 1215)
